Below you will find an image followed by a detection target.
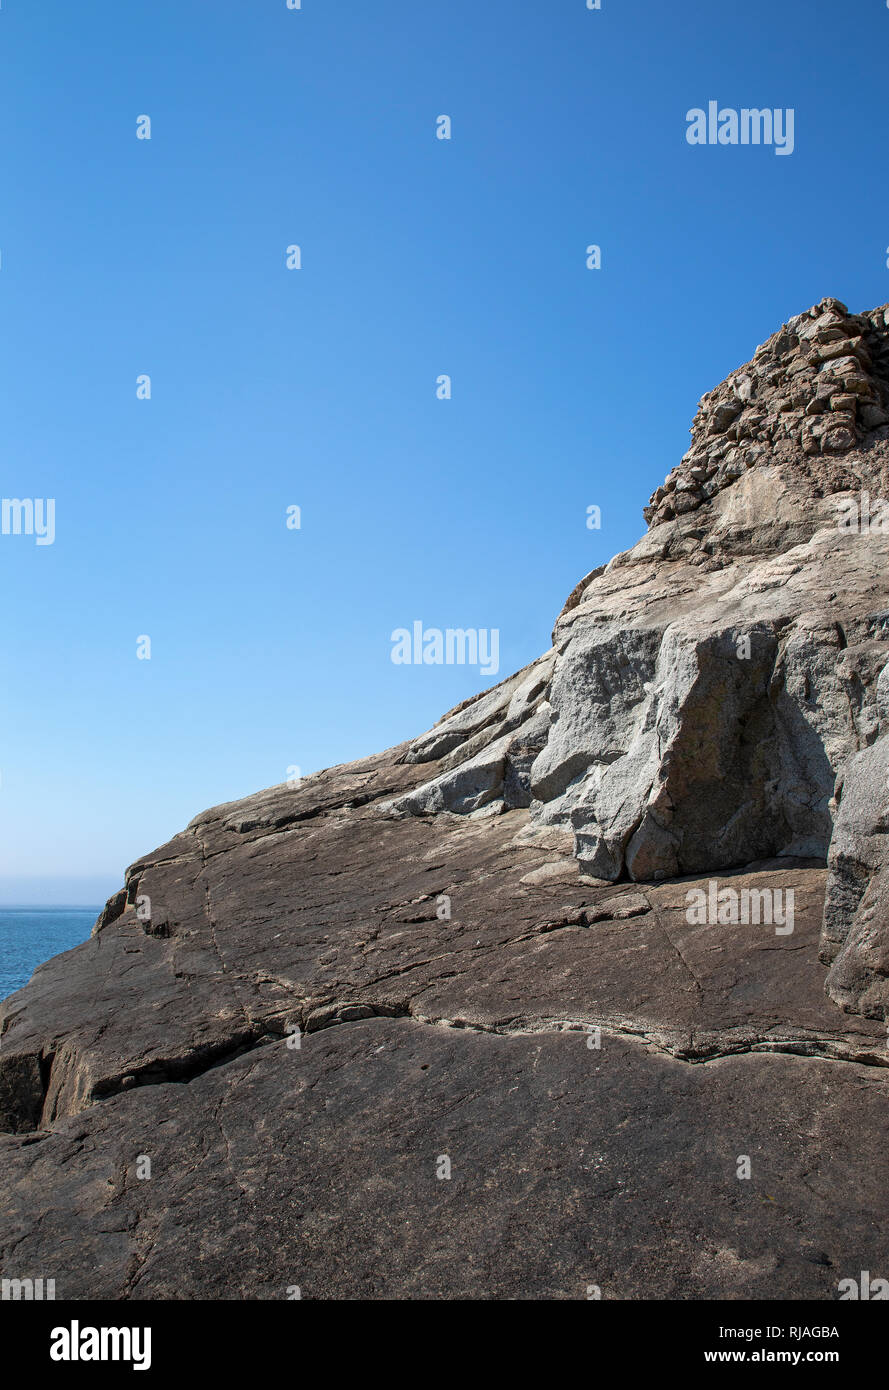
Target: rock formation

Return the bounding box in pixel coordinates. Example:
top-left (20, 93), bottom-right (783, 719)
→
top-left (2, 299), bottom-right (889, 1300)
top-left (644, 298), bottom-right (889, 528)
top-left (388, 299), bottom-right (889, 890)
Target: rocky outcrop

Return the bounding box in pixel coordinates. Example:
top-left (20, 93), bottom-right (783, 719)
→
top-left (3, 299), bottom-right (889, 1300)
top-left (644, 298), bottom-right (889, 528)
top-left (391, 652), bottom-right (556, 815)
top-left (385, 300), bottom-right (889, 889)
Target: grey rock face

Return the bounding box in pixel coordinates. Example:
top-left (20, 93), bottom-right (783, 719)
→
top-left (387, 496), bottom-right (889, 890)
top-left (540, 529), bottom-right (889, 882)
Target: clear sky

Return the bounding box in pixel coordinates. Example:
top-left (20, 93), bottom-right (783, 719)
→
top-left (1, 0), bottom-right (888, 905)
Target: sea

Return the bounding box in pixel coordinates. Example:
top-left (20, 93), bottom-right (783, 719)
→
top-left (0, 908), bottom-right (98, 1001)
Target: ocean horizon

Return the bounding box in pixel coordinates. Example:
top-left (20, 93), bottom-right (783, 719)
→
top-left (0, 907), bottom-right (99, 1001)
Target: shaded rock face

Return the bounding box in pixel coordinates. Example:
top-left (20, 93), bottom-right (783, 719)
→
top-left (3, 299), bottom-right (889, 1300)
top-left (819, 664), bottom-right (889, 1019)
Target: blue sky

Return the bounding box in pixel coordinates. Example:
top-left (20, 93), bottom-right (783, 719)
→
top-left (1, 0), bottom-right (888, 904)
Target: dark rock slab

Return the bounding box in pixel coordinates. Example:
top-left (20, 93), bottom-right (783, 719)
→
top-left (2, 1018), bottom-right (887, 1300)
